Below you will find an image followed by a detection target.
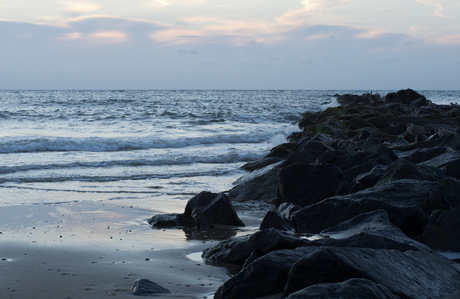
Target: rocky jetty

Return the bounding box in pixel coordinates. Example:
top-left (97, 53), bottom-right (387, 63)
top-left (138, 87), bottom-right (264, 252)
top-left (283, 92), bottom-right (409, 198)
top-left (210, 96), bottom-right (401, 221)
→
top-left (202, 89), bottom-right (460, 299)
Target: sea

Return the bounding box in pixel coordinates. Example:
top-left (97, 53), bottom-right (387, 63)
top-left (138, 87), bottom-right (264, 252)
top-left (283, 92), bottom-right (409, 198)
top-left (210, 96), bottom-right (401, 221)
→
top-left (1, 90), bottom-right (459, 208)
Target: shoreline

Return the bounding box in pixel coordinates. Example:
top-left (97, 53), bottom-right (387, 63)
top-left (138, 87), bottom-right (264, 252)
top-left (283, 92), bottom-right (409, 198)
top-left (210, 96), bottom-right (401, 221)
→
top-left (0, 200), bottom-right (265, 298)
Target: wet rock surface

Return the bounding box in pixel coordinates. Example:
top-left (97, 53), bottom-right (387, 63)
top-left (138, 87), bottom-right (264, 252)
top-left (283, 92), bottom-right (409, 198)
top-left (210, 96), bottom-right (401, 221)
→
top-left (148, 191), bottom-right (244, 229)
top-left (131, 279), bottom-right (170, 296)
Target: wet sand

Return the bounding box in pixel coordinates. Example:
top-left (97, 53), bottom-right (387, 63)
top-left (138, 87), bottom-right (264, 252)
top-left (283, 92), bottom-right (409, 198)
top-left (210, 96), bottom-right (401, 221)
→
top-left (0, 200), bottom-right (265, 298)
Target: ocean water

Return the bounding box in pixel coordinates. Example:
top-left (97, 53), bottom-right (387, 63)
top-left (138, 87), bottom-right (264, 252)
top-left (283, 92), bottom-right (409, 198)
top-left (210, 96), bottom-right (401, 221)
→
top-left (0, 90), bottom-right (458, 208)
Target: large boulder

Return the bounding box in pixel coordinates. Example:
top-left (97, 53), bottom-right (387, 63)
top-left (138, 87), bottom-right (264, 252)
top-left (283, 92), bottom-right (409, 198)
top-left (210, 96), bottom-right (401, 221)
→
top-left (213, 247), bottom-right (320, 299)
top-left (353, 165), bottom-right (386, 190)
top-left (399, 146), bottom-right (451, 164)
top-left (375, 159), bottom-right (444, 186)
top-left (312, 209), bottom-right (431, 252)
top-left (183, 191), bottom-right (244, 228)
top-left (279, 150), bottom-right (324, 168)
top-left (283, 247), bottom-right (460, 299)
top-left (202, 228), bottom-right (308, 266)
top-left (285, 278), bottom-right (399, 299)
top-left (259, 210), bottom-right (293, 231)
top-left (259, 202), bottom-right (301, 231)
top-left (228, 163), bottom-right (279, 203)
top-left (385, 88), bottom-right (426, 105)
top-left (149, 191), bottom-right (244, 229)
top-left (291, 179), bottom-right (449, 238)
top-left (439, 177), bottom-right (460, 208)
top-left (418, 208), bottom-right (460, 251)
top-left (419, 151), bottom-right (460, 179)
top-left (277, 162), bottom-right (344, 207)
top-left (201, 234), bottom-right (253, 265)
top-left (204, 209), bottom-right (431, 268)
top-left (342, 160), bottom-right (382, 182)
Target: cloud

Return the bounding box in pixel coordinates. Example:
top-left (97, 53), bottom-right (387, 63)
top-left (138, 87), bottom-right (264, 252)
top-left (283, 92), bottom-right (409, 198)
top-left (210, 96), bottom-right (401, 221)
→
top-left (416, 0), bottom-right (450, 18)
top-left (0, 16), bottom-right (167, 46)
top-left (437, 34), bottom-right (460, 45)
top-left (150, 28), bottom-right (203, 44)
top-left (276, 0), bottom-right (350, 26)
top-left (87, 31), bottom-right (128, 43)
top-left (58, 1), bottom-right (101, 13)
top-left (61, 32), bottom-right (83, 40)
top-left (174, 16), bottom-right (285, 45)
top-left (144, 0), bottom-right (209, 8)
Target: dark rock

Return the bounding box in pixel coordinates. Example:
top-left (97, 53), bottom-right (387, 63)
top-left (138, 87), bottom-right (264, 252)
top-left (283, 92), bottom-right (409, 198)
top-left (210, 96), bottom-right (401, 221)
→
top-left (131, 279), bottom-right (170, 296)
top-left (277, 202), bottom-right (301, 220)
top-left (419, 151), bottom-right (460, 179)
top-left (315, 209), bottom-right (432, 252)
top-left (240, 156), bottom-right (282, 171)
top-left (183, 191), bottom-right (244, 228)
top-left (207, 209), bottom-right (431, 271)
top-left (392, 115), bottom-right (437, 128)
top-left (385, 88), bottom-right (426, 105)
top-left (228, 163), bottom-right (279, 203)
top-left (285, 278), bottom-right (399, 299)
top-left (283, 247), bottom-right (460, 299)
top-left (335, 93), bottom-right (382, 105)
top-left (375, 159), bottom-right (444, 186)
top-left (439, 177), bottom-right (460, 208)
top-left (354, 165), bottom-right (386, 189)
top-left (267, 145), bottom-right (292, 158)
top-left (202, 228), bottom-right (308, 266)
top-left (213, 247), bottom-right (319, 299)
top-left (443, 291), bottom-right (460, 299)
top-left (411, 97), bottom-right (428, 107)
top-left (418, 208), bottom-right (460, 251)
top-left (277, 162), bottom-right (344, 207)
top-left (367, 114), bottom-right (395, 129)
top-left (398, 146), bottom-right (451, 164)
top-left (293, 133), bottom-right (338, 150)
top-left (298, 117), bottom-right (314, 129)
top-left (279, 150), bottom-right (324, 168)
top-left (349, 117), bottom-right (374, 130)
top-left (335, 180), bottom-right (354, 195)
top-left (315, 149), bottom-right (353, 170)
top-left (444, 158), bottom-right (460, 179)
top-left (259, 210), bottom-right (292, 231)
top-left (148, 213), bottom-right (184, 228)
top-left (201, 234), bottom-right (253, 265)
top-left (291, 179), bottom-right (449, 238)
top-left (380, 126), bottom-right (398, 135)
top-left (297, 139), bottom-right (333, 152)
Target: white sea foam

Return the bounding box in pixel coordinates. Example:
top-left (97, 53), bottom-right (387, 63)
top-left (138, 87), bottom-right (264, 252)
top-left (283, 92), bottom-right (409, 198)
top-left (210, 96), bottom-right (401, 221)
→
top-left (0, 132), bottom-right (280, 153)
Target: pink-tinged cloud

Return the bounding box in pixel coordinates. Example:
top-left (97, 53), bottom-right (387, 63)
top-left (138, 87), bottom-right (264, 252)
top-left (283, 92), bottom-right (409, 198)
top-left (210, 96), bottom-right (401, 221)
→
top-left (58, 1), bottom-right (101, 13)
top-left (150, 28), bottom-right (203, 44)
top-left (87, 31), bottom-right (128, 43)
top-left (416, 0), bottom-right (451, 18)
top-left (145, 0), bottom-right (209, 8)
top-left (276, 0), bottom-right (350, 26)
top-left (61, 32), bottom-right (83, 40)
top-left (437, 34), bottom-right (460, 45)
top-left (355, 29), bottom-right (388, 40)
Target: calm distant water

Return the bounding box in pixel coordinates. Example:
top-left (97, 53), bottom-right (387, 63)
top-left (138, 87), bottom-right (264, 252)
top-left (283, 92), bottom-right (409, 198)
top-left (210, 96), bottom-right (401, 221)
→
top-left (0, 90), bottom-right (458, 207)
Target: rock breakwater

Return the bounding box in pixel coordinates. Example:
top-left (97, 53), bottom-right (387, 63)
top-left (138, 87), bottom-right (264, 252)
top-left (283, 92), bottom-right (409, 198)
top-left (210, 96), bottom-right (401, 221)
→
top-left (150, 89), bottom-right (460, 298)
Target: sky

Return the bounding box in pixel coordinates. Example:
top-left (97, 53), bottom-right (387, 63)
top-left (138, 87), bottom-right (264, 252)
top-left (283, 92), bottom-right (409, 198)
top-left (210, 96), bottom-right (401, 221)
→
top-left (0, 0), bottom-right (459, 90)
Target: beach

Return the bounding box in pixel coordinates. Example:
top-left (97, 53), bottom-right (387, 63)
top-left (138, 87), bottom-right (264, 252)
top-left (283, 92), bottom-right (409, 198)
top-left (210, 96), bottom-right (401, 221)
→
top-left (0, 199), bottom-right (268, 298)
